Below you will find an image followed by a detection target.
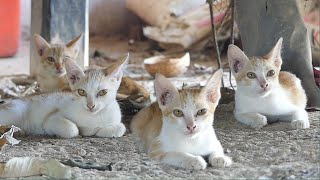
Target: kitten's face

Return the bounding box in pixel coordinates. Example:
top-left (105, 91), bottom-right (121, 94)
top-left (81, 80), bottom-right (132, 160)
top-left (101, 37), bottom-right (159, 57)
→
top-left (155, 70), bottom-right (222, 138)
top-left (234, 57), bottom-right (280, 97)
top-left (161, 89), bottom-right (216, 137)
top-left (228, 38), bottom-right (283, 97)
top-left (39, 45), bottom-right (71, 76)
top-left (72, 70), bottom-right (121, 113)
top-left (34, 34), bottom-right (83, 77)
top-left (65, 54), bottom-right (128, 114)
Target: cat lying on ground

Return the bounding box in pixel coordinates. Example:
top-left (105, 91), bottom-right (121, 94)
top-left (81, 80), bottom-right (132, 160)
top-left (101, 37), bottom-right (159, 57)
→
top-left (131, 69), bottom-right (232, 170)
top-left (228, 38), bottom-right (309, 129)
top-left (0, 55), bottom-right (129, 138)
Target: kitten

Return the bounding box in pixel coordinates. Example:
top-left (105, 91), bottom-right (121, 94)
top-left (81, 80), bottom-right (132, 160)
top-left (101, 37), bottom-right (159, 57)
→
top-left (34, 34), bottom-right (83, 92)
top-left (228, 37), bottom-right (309, 129)
top-left (0, 55), bottom-right (128, 138)
top-left (34, 35), bottom-right (150, 100)
top-left (130, 69), bottom-right (232, 170)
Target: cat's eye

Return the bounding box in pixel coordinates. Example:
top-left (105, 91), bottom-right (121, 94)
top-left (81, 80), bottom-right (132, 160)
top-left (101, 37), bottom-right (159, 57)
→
top-left (267, 70), bottom-right (275, 77)
top-left (197, 108), bottom-right (207, 116)
top-left (173, 109), bottom-right (184, 117)
top-left (77, 89), bottom-right (87, 96)
top-left (47, 57), bottom-right (55, 63)
top-left (247, 72), bottom-right (256, 79)
top-left (97, 89), bottom-right (108, 96)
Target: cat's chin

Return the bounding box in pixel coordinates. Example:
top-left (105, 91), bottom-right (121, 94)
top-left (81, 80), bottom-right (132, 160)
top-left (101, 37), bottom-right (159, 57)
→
top-left (258, 89), bottom-right (272, 97)
top-left (55, 72), bottom-right (66, 77)
top-left (86, 108), bottom-right (100, 114)
top-left (185, 131), bottom-right (200, 138)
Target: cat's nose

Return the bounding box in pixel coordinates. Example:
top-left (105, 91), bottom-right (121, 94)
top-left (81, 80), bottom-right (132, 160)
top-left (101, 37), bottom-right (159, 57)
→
top-left (187, 125), bottom-right (197, 131)
top-left (260, 83), bottom-right (268, 89)
top-left (87, 104), bottom-right (95, 110)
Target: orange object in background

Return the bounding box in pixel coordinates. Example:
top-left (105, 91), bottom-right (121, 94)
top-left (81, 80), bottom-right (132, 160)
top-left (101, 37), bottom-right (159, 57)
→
top-left (0, 0), bottom-right (20, 57)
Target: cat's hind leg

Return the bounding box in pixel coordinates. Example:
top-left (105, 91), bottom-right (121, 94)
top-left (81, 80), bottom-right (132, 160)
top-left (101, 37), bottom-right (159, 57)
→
top-left (235, 112), bottom-right (268, 129)
top-left (43, 114), bottom-right (79, 138)
top-left (95, 123), bottom-right (126, 138)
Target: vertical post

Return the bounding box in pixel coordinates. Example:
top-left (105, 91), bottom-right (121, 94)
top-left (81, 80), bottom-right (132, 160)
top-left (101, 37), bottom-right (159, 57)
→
top-left (207, 0), bottom-right (225, 87)
top-left (30, 0), bottom-right (89, 77)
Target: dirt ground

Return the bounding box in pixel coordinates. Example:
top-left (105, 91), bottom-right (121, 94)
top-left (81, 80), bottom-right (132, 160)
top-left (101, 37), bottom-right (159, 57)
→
top-left (1, 106), bottom-right (319, 179)
top-left (0, 36), bottom-right (319, 179)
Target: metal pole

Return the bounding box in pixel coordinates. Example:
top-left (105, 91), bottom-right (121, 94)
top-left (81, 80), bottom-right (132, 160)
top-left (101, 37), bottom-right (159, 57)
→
top-left (207, 0), bottom-right (225, 87)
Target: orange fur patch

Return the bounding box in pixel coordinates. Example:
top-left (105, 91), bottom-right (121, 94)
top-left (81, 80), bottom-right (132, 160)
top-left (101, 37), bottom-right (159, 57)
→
top-left (279, 71), bottom-right (307, 108)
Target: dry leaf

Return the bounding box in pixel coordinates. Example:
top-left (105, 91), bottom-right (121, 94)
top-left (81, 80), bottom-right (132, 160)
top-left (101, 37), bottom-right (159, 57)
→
top-left (0, 125), bottom-right (21, 150)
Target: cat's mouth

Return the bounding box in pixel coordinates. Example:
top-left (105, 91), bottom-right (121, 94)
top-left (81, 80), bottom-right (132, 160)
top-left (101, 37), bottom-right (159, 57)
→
top-left (185, 130), bottom-right (200, 137)
top-left (86, 108), bottom-right (99, 114)
top-left (55, 71), bottom-right (66, 76)
top-left (259, 88), bottom-right (271, 96)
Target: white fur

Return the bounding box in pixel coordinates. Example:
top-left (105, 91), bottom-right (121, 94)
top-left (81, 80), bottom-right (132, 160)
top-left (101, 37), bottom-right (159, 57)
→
top-left (0, 56), bottom-right (128, 138)
top-left (228, 38), bottom-right (309, 129)
top-left (152, 70), bottom-right (232, 169)
top-left (158, 120), bottom-right (232, 169)
top-left (235, 82), bottom-right (309, 129)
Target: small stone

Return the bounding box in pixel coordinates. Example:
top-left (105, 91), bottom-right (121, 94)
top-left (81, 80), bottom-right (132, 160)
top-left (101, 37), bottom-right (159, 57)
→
top-left (129, 39), bottom-right (135, 45)
top-left (78, 149), bottom-right (87, 156)
top-left (287, 175), bottom-right (296, 179)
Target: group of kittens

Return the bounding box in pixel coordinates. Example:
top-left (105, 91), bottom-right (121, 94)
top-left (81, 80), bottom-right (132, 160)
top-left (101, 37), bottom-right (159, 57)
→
top-left (0, 35), bottom-right (309, 170)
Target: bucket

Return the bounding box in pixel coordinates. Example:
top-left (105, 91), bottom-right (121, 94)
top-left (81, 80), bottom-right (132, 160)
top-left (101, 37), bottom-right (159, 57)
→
top-left (0, 0), bottom-right (20, 57)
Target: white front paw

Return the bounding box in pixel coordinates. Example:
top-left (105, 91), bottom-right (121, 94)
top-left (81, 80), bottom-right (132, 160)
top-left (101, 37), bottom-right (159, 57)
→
top-left (209, 156), bottom-right (232, 167)
top-left (251, 115), bottom-right (267, 129)
top-left (58, 124), bottom-right (79, 138)
top-left (291, 120), bottom-right (310, 129)
top-left (181, 156), bottom-right (207, 170)
top-left (113, 123), bottom-right (126, 137)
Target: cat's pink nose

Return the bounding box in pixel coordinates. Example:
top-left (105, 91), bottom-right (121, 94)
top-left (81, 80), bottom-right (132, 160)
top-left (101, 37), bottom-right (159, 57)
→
top-left (187, 125), bottom-right (196, 131)
top-left (87, 104), bottom-right (95, 110)
top-left (260, 83), bottom-right (268, 89)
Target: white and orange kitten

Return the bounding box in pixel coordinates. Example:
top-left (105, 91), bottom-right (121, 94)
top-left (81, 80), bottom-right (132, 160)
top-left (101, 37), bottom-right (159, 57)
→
top-left (228, 38), bottom-right (309, 129)
top-left (34, 34), bottom-right (83, 92)
top-left (131, 70), bottom-right (232, 170)
top-left (0, 55), bottom-right (129, 138)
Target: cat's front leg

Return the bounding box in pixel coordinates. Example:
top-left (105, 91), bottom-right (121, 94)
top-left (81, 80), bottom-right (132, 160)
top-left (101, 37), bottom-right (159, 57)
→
top-left (290, 109), bottom-right (310, 129)
top-left (235, 112), bottom-right (268, 129)
top-left (95, 123), bottom-right (126, 138)
top-left (151, 151), bottom-right (207, 170)
top-left (208, 141), bottom-right (232, 167)
top-left (43, 117), bottom-right (79, 138)
top-left (79, 126), bottom-right (99, 136)
top-left (149, 140), bottom-right (207, 170)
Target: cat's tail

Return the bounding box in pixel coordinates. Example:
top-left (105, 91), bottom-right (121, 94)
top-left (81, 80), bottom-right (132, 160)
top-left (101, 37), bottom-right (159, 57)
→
top-left (0, 99), bottom-right (28, 127)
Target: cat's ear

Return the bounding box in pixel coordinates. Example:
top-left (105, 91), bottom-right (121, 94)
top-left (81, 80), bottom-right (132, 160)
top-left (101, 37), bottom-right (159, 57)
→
top-left (266, 37), bottom-right (283, 68)
top-left (201, 69), bottom-right (223, 103)
top-left (154, 74), bottom-right (179, 107)
top-left (33, 34), bottom-right (50, 56)
top-left (66, 33), bottom-right (83, 56)
top-left (105, 53), bottom-right (129, 82)
top-left (227, 45), bottom-right (249, 74)
top-left (65, 59), bottom-right (85, 86)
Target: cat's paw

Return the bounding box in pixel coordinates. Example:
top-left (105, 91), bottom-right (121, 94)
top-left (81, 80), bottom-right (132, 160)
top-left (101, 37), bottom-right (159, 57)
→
top-left (57, 123), bottom-right (79, 138)
top-left (95, 123), bottom-right (126, 138)
top-left (209, 155), bottom-right (232, 167)
top-left (112, 123), bottom-right (126, 137)
top-left (251, 115), bottom-right (267, 129)
top-left (181, 156), bottom-right (207, 170)
top-left (291, 120), bottom-right (310, 129)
